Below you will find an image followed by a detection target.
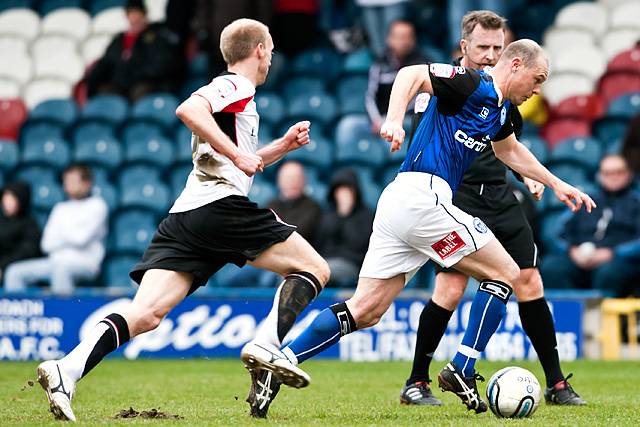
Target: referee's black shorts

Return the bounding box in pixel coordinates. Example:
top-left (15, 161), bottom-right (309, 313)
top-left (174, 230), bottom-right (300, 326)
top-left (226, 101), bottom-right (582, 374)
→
top-left (434, 182), bottom-right (538, 275)
top-left (130, 195), bottom-right (296, 293)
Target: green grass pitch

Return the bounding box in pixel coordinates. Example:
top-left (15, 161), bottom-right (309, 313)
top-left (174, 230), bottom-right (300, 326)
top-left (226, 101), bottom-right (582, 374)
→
top-left (1, 359), bottom-right (638, 426)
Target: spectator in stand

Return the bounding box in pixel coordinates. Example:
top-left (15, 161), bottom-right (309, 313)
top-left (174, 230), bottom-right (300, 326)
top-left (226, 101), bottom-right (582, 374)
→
top-left (4, 164), bottom-right (108, 295)
top-left (356, 0), bottom-right (410, 59)
top-left (319, 0), bottom-right (364, 53)
top-left (0, 182), bottom-right (41, 284)
top-left (366, 20), bottom-right (427, 133)
top-left (447, 1), bottom-right (506, 50)
top-left (85, 0), bottom-right (182, 102)
top-left (272, 0), bottom-right (321, 57)
top-left (268, 161), bottom-right (322, 246)
top-left (622, 113), bottom-right (640, 176)
top-left (317, 168), bottom-right (374, 287)
top-left (540, 155), bottom-right (640, 297)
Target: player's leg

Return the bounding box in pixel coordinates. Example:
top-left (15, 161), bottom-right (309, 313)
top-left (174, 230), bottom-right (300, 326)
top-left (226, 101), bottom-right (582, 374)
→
top-left (37, 269), bottom-right (192, 421)
top-left (401, 270), bottom-right (467, 405)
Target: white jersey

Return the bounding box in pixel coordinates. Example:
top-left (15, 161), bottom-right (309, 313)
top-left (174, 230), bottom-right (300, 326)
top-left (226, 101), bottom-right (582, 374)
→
top-left (170, 72), bottom-right (259, 213)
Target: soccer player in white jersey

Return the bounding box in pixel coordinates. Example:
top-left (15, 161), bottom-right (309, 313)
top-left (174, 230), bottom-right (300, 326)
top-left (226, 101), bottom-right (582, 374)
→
top-left (35, 18), bottom-right (330, 422)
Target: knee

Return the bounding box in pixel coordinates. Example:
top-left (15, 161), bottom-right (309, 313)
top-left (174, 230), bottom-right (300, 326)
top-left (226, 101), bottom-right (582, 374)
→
top-left (514, 268), bottom-right (544, 301)
top-left (129, 305), bottom-right (168, 334)
top-left (500, 261), bottom-right (520, 286)
top-left (432, 275), bottom-right (466, 310)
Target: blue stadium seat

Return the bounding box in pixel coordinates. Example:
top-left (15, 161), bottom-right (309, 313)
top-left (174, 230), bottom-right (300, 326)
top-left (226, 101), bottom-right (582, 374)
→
top-left (92, 181), bottom-right (118, 211)
top-left (0, 1), bottom-right (33, 13)
top-left (125, 135), bottom-right (175, 168)
top-left (118, 164), bottom-right (162, 188)
top-left (262, 50), bottom-right (286, 90)
top-left (606, 92), bottom-right (640, 119)
top-left (291, 47), bottom-right (341, 81)
top-left (74, 135), bottom-right (122, 170)
top-left (336, 76), bottom-right (368, 115)
top-left (539, 210), bottom-right (572, 254)
top-left (170, 162), bottom-right (192, 199)
top-left (259, 122), bottom-right (274, 146)
top-left (31, 179), bottom-right (64, 211)
top-left (34, 209), bottom-right (50, 230)
top-left (548, 163), bottom-right (591, 186)
top-left (174, 125), bottom-right (194, 163)
top-left (188, 53), bottom-right (209, 78)
top-left (121, 122), bottom-right (164, 146)
top-left (0, 140), bottom-right (19, 172)
top-left (421, 44), bottom-right (447, 64)
top-left (112, 209), bottom-right (157, 254)
top-left (14, 165), bottom-right (57, 186)
top-left (0, 171), bottom-right (3, 188)
top-left (285, 136), bottom-right (333, 171)
top-left (341, 49), bottom-right (373, 75)
top-left (550, 137), bottom-right (602, 172)
top-left (248, 178), bottom-right (276, 206)
top-left (103, 255), bottom-right (137, 287)
top-left (335, 114), bottom-right (371, 146)
top-left (72, 121), bottom-right (115, 146)
top-left (131, 93), bottom-right (179, 129)
top-left (39, 0), bottom-right (82, 15)
top-left (287, 92), bottom-right (337, 125)
top-left (81, 95), bottom-right (128, 125)
top-left (30, 99), bottom-right (78, 127)
top-left (336, 135), bottom-right (387, 168)
top-left (592, 116), bottom-right (629, 143)
top-left (21, 136), bottom-right (71, 170)
top-left (359, 176), bottom-right (383, 209)
top-left (179, 77), bottom-right (209, 101)
top-left (282, 77), bottom-right (325, 101)
top-left (519, 135), bottom-right (549, 164)
top-left (89, 0), bottom-right (126, 15)
top-left (90, 166), bottom-right (111, 187)
top-left (20, 122), bottom-right (64, 145)
top-left (255, 92), bottom-right (285, 125)
top-left (119, 180), bottom-right (171, 213)
top-left (304, 179), bottom-right (328, 205)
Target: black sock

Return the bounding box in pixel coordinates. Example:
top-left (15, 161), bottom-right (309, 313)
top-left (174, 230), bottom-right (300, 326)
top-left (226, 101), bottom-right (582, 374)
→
top-left (519, 297), bottom-right (564, 388)
top-left (406, 299), bottom-right (453, 385)
top-left (275, 272), bottom-right (322, 342)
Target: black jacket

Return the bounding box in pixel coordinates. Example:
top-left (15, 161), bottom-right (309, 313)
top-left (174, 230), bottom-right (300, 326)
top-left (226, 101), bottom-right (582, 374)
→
top-left (0, 182), bottom-right (41, 271)
top-left (316, 169), bottom-right (375, 265)
top-left (268, 195), bottom-right (322, 247)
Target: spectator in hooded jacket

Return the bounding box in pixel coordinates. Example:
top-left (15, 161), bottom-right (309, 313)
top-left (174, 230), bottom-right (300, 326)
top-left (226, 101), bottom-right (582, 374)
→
top-left (0, 182), bottom-right (41, 284)
top-left (317, 168), bottom-right (375, 287)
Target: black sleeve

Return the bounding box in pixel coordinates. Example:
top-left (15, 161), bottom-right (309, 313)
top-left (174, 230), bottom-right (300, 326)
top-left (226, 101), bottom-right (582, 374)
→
top-left (428, 63), bottom-right (481, 115)
top-left (509, 104), bottom-right (523, 139)
top-left (493, 114), bottom-right (514, 142)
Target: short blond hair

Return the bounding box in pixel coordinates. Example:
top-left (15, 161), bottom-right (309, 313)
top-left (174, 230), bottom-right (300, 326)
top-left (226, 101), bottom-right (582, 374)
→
top-left (461, 10), bottom-right (506, 40)
top-left (220, 18), bottom-right (270, 65)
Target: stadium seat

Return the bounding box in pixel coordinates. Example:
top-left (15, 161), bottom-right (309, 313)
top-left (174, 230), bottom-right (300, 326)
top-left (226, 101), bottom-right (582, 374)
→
top-left (0, 139), bottom-right (19, 172)
top-left (82, 33), bottom-right (111, 67)
top-left (359, 176), bottom-right (383, 209)
top-left (81, 94), bottom-right (128, 124)
top-left (92, 180), bottom-right (118, 211)
top-left (14, 165), bottom-right (58, 189)
top-left (539, 210), bottom-right (572, 254)
top-left (0, 1), bottom-right (33, 13)
top-left (381, 165), bottom-right (399, 186)
top-left (259, 122), bottom-right (274, 146)
top-left (551, 45), bottom-right (606, 82)
top-left (336, 76), bottom-right (368, 115)
top-left (41, 6), bottom-right (90, 40)
top-left (33, 50), bottom-right (84, 84)
top-left (606, 48), bottom-right (640, 74)
top-left (542, 73), bottom-right (593, 105)
top-left (548, 163), bottom-right (591, 186)
top-left (540, 118), bottom-right (591, 147)
top-left (32, 34), bottom-right (77, 60)
top-left (21, 136), bottom-right (71, 170)
top-left (336, 134), bottom-right (387, 168)
top-left (188, 53), bottom-right (209, 78)
top-left (261, 49), bottom-right (286, 90)
top-left (131, 93), bottom-right (179, 129)
top-left (72, 121), bottom-right (115, 145)
top-left (0, 35), bottom-right (28, 57)
top-left (255, 92), bottom-right (285, 126)
top-left (291, 47), bottom-right (341, 81)
top-left (119, 179), bottom-right (171, 213)
top-left (20, 122), bottom-right (65, 144)
top-left (420, 43), bottom-right (447, 64)
top-left (112, 209), bottom-right (157, 254)
top-left (341, 48), bottom-right (373, 76)
top-left (121, 121), bottom-right (164, 146)
top-left (0, 53), bottom-right (32, 86)
top-left (23, 78), bottom-right (72, 110)
top-left (335, 114), bottom-right (371, 146)
top-left (125, 135), bottom-right (175, 168)
top-left (248, 178), bottom-right (276, 207)
top-left (0, 99), bottom-right (27, 141)
top-left (287, 92), bottom-right (337, 125)
top-left (592, 116), bottom-right (630, 144)
top-left (31, 179), bottom-right (65, 211)
top-left (554, 2), bottom-right (608, 38)
top-left (610, 1), bottom-right (640, 31)
top-left (90, 0), bottom-right (126, 16)
top-left (91, 6), bottom-right (127, 34)
top-left (0, 8), bottom-right (40, 41)
top-left (179, 76), bottom-right (208, 101)
top-left (598, 72), bottom-right (640, 106)
top-left (29, 99), bottom-right (78, 127)
top-left (606, 92), bottom-right (640, 119)
top-left (286, 136), bottom-right (333, 171)
top-left (74, 135), bottom-right (122, 170)
top-left (601, 29), bottom-right (640, 61)
top-left (550, 137), bottom-right (602, 172)
top-left (543, 27), bottom-right (595, 57)
top-left (304, 178), bottom-right (328, 205)
top-left (282, 77), bottom-right (325, 101)
top-left (551, 95), bottom-right (604, 122)
top-left (0, 78), bottom-right (21, 99)
top-left (118, 164), bottom-right (162, 188)
top-left (103, 255), bottom-right (137, 287)
top-left (145, 0), bottom-right (165, 23)
top-left (174, 125), bottom-right (194, 163)
top-left (170, 162), bottom-right (192, 199)
top-left (519, 135), bottom-right (549, 164)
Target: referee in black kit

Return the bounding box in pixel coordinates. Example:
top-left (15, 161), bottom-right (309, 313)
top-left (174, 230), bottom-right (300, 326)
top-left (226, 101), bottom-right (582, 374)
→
top-left (399, 10), bottom-right (586, 407)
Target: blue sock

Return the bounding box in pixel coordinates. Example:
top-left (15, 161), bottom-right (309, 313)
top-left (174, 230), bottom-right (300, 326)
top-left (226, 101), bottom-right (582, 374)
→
top-left (452, 280), bottom-right (512, 377)
top-left (281, 302), bottom-right (357, 365)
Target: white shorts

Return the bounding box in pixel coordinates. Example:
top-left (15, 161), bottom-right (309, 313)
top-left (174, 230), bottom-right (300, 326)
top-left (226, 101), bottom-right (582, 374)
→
top-left (359, 172), bottom-right (494, 284)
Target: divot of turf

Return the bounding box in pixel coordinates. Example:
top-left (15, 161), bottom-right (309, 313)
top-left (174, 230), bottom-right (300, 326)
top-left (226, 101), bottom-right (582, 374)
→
top-left (114, 407), bottom-right (183, 419)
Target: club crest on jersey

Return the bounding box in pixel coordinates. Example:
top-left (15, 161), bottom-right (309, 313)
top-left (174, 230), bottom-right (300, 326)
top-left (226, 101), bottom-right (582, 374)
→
top-left (430, 63), bottom-right (465, 79)
top-left (214, 77), bottom-right (237, 98)
top-left (473, 217), bottom-right (488, 233)
top-left (431, 231), bottom-right (466, 260)
top-left (479, 107), bottom-right (490, 120)
top-left (500, 106), bottom-right (507, 125)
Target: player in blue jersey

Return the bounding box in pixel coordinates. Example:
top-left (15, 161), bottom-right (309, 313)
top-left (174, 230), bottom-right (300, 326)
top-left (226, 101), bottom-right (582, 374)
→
top-left (245, 39), bottom-right (596, 416)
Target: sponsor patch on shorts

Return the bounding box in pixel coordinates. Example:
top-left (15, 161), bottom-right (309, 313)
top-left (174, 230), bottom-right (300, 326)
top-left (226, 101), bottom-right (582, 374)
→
top-left (431, 231), bottom-right (467, 260)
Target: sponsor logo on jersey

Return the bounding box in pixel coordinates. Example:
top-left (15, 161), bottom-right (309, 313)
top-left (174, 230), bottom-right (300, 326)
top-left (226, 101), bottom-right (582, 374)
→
top-left (500, 106), bottom-right (507, 125)
top-left (430, 63), bottom-right (465, 79)
top-left (473, 217), bottom-right (488, 233)
top-left (454, 130), bottom-right (489, 152)
top-left (431, 231), bottom-right (466, 260)
top-left (479, 107), bottom-right (490, 120)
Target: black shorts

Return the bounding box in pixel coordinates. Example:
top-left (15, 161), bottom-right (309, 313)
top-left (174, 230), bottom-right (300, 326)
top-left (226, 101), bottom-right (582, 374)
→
top-left (434, 182), bottom-right (538, 274)
top-left (130, 195), bottom-right (296, 293)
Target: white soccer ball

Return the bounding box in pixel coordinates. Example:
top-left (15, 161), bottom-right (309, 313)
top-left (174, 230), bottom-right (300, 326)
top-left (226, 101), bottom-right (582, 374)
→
top-left (486, 367), bottom-right (542, 418)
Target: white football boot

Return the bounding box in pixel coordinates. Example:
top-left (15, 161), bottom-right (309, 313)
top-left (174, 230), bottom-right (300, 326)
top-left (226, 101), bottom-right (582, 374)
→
top-left (241, 341), bottom-right (310, 388)
top-left (36, 360), bottom-right (77, 422)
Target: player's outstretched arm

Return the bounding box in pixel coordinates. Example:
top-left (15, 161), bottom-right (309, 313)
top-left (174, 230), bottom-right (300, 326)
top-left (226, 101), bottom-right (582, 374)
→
top-left (381, 65), bottom-right (433, 152)
top-left (493, 133), bottom-right (596, 213)
top-left (176, 95), bottom-right (264, 176)
top-left (257, 121), bottom-right (311, 166)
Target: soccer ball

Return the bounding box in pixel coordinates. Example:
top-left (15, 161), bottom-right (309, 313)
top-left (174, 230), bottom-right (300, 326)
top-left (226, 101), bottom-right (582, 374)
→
top-left (486, 367), bottom-right (542, 418)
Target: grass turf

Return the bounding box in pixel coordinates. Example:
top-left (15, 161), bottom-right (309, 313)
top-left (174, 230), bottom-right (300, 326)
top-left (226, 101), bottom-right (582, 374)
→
top-left (1, 359), bottom-right (637, 426)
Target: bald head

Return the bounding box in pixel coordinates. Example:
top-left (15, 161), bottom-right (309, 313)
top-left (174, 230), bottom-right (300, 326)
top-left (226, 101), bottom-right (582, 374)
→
top-left (497, 39), bottom-right (547, 69)
top-left (277, 161), bottom-right (306, 200)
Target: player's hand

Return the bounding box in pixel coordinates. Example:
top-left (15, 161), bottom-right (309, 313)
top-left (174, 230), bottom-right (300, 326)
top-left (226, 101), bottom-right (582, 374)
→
top-left (380, 120), bottom-right (405, 152)
top-left (552, 181), bottom-right (596, 213)
top-left (234, 152), bottom-right (264, 177)
top-left (524, 177), bottom-right (545, 201)
top-left (282, 120), bottom-right (311, 151)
